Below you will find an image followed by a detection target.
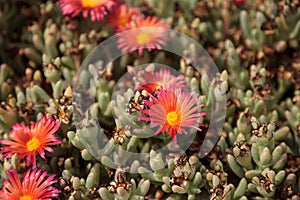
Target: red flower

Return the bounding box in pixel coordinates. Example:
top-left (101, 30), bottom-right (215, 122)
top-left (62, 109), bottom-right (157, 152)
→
top-left (117, 16), bottom-right (167, 56)
top-left (139, 88), bottom-right (206, 143)
top-left (0, 115), bottom-right (62, 167)
top-left (136, 68), bottom-right (187, 93)
top-left (107, 4), bottom-right (139, 30)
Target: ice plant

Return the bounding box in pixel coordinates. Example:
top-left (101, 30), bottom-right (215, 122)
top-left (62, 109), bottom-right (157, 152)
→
top-left (106, 4), bottom-right (139, 30)
top-left (117, 16), bottom-right (167, 56)
top-left (138, 88), bottom-right (206, 143)
top-left (0, 115), bottom-right (62, 167)
top-left (57, 0), bottom-right (116, 22)
top-left (0, 168), bottom-right (60, 199)
top-left (136, 68), bottom-right (187, 93)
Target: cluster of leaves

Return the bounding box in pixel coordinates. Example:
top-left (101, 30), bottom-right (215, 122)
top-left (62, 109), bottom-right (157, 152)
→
top-left (0, 0), bottom-right (299, 199)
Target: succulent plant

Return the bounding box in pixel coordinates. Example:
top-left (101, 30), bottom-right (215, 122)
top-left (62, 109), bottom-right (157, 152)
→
top-left (99, 169), bottom-right (150, 200)
top-left (161, 155), bottom-right (206, 200)
top-left (0, 0), bottom-right (299, 199)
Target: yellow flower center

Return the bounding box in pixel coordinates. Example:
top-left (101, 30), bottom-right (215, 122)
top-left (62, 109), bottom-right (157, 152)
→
top-left (167, 111), bottom-right (180, 126)
top-left (155, 83), bottom-right (162, 89)
top-left (137, 33), bottom-right (150, 45)
top-left (118, 17), bottom-right (128, 26)
top-left (20, 195), bottom-right (33, 200)
top-left (81, 0), bottom-right (103, 7)
top-left (26, 137), bottom-right (40, 151)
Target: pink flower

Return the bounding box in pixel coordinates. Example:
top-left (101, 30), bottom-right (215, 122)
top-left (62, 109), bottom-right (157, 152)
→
top-left (234, 0), bottom-right (247, 3)
top-left (117, 16), bottom-right (167, 56)
top-left (106, 4), bottom-right (139, 30)
top-left (139, 88), bottom-right (206, 143)
top-left (0, 115), bottom-right (62, 167)
top-left (57, 0), bottom-right (116, 22)
top-left (136, 68), bottom-right (187, 93)
top-left (0, 168), bottom-right (60, 200)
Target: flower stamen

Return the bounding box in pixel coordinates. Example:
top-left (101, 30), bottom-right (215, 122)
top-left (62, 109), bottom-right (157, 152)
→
top-left (20, 195), bottom-right (33, 200)
top-left (167, 111), bottom-right (181, 126)
top-left (137, 33), bottom-right (150, 45)
top-left (82, 0), bottom-right (103, 7)
top-left (26, 137), bottom-right (40, 151)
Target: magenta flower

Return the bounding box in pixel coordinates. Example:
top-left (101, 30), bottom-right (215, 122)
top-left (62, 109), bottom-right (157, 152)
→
top-left (57, 0), bottom-right (116, 22)
top-left (0, 168), bottom-right (60, 200)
